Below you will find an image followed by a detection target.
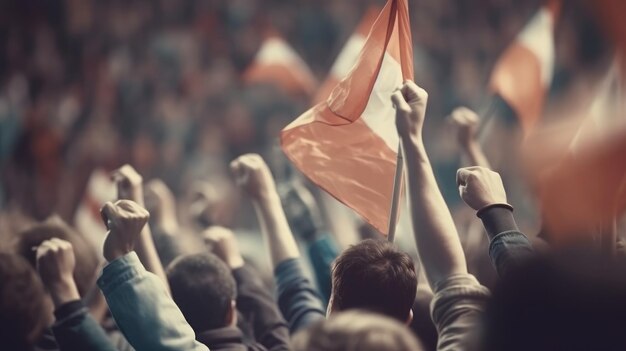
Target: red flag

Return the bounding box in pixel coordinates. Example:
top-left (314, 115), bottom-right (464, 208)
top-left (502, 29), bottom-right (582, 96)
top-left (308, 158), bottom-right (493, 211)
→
top-left (489, 0), bottom-right (560, 133)
top-left (242, 33), bottom-right (317, 96)
top-left (313, 6), bottom-right (381, 104)
top-left (280, 0), bottom-right (413, 234)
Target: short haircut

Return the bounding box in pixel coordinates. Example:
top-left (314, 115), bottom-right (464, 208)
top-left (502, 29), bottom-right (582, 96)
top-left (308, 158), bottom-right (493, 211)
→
top-left (331, 239), bottom-right (417, 322)
top-left (167, 252), bottom-right (237, 332)
top-left (16, 218), bottom-right (99, 297)
top-left (0, 252), bottom-right (48, 351)
top-left (292, 310), bottom-right (424, 351)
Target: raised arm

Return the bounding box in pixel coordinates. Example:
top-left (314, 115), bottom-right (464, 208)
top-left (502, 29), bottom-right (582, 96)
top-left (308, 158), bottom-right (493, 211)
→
top-left (456, 166), bottom-right (533, 277)
top-left (394, 82), bottom-right (491, 351)
top-left (230, 154), bottom-right (300, 266)
top-left (230, 154), bottom-right (325, 333)
top-left (392, 81), bottom-right (467, 286)
top-left (98, 199), bottom-right (208, 351)
top-left (112, 165), bottom-right (169, 292)
top-left (449, 107), bottom-right (491, 169)
top-left (36, 239), bottom-right (117, 351)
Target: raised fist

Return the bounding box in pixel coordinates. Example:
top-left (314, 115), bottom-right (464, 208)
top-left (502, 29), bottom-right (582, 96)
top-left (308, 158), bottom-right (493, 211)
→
top-left (448, 107), bottom-right (479, 147)
top-left (100, 200), bottom-right (150, 261)
top-left (230, 154), bottom-right (276, 200)
top-left (36, 238), bottom-right (80, 307)
top-left (456, 166), bottom-right (508, 211)
top-left (112, 164), bottom-right (144, 204)
top-left (392, 80), bottom-right (429, 140)
top-left (202, 226), bottom-right (244, 269)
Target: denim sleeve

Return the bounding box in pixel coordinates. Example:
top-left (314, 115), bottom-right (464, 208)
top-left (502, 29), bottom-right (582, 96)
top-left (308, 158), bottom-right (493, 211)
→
top-left (274, 258), bottom-right (326, 334)
top-left (97, 252), bottom-right (208, 351)
top-left (430, 274), bottom-right (490, 351)
top-left (51, 300), bottom-right (118, 351)
top-left (478, 206), bottom-right (534, 277)
top-left (306, 233), bottom-right (340, 304)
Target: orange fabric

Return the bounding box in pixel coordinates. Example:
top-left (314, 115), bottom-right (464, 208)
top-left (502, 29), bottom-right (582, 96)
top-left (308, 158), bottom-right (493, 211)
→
top-left (242, 35), bottom-right (317, 96)
top-left (281, 0), bottom-right (413, 234)
top-left (243, 62), bottom-right (317, 96)
top-left (538, 133), bottom-right (626, 243)
top-left (489, 44), bottom-right (545, 133)
top-left (489, 0), bottom-right (559, 134)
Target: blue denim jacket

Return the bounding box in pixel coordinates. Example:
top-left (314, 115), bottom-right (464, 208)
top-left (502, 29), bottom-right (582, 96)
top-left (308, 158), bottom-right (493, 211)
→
top-left (97, 252), bottom-right (209, 351)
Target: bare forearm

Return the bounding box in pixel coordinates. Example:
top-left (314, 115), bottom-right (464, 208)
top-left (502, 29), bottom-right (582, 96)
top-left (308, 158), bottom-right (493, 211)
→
top-left (135, 225), bottom-right (170, 293)
top-left (463, 141), bottom-right (491, 169)
top-left (253, 193), bottom-right (301, 268)
top-left (402, 138), bottom-right (467, 286)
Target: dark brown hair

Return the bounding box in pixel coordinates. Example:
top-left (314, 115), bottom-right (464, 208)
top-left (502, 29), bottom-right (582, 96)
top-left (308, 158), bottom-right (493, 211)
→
top-left (331, 239), bottom-right (417, 322)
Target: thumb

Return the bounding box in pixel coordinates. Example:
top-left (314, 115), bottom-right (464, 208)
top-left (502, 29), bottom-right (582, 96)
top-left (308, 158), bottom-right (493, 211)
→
top-left (100, 202), bottom-right (117, 229)
top-left (456, 168), bottom-right (472, 187)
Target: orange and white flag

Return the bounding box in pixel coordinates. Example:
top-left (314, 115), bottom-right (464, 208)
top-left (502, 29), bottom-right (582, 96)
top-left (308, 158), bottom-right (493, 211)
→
top-left (313, 6), bottom-right (381, 104)
top-left (280, 0), bottom-right (413, 235)
top-left (242, 33), bottom-right (317, 96)
top-left (489, 0), bottom-right (560, 133)
top-left (570, 56), bottom-right (625, 151)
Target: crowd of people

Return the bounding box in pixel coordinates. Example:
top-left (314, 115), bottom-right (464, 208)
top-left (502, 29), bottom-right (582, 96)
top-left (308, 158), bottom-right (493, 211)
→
top-left (1, 0), bottom-right (624, 350)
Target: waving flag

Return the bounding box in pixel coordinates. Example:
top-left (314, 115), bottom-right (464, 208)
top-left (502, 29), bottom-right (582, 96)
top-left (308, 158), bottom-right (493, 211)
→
top-left (243, 33), bottom-right (317, 96)
top-left (313, 6), bottom-right (381, 104)
top-left (489, 0), bottom-right (560, 133)
top-left (280, 0), bottom-right (413, 234)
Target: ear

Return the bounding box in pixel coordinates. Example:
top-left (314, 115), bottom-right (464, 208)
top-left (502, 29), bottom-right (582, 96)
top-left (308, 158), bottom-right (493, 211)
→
top-left (225, 300), bottom-right (237, 326)
top-left (405, 309), bottom-right (414, 325)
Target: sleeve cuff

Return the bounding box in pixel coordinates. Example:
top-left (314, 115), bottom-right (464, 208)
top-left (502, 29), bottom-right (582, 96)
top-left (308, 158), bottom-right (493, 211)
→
top-left (274, 258), bottom-right (305, 290)
top-left (54, 300), bottom-right (86, 322)
top-left (477, 205), bottom-right (519, 240)
top-left (97, 251), bottom-right (146, 295)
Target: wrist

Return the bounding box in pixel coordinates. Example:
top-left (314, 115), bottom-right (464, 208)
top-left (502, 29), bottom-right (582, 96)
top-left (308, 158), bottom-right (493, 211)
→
top-left (49, 278), bottom-right (81, 308)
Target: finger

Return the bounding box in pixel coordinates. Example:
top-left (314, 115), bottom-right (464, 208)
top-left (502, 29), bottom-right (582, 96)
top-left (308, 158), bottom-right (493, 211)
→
top-left (456, 168), bottom-right (472, 187)
top-left (100, 202), bottom-right (117, 229)
top-left (391, 91), bottom-right (410, 112)
top-left (458, 184), bottom-right (467, 200)
top-left (401, 80), bottom-right (428, 104)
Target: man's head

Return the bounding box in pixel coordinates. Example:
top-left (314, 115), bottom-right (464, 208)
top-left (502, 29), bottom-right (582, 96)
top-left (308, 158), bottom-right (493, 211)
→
top-left (16, 217), bottom-right (99, 297)
top-left (167, 252), bottom-right (237, 332)
top-left (0, 253), bottom-right (49, 351)
top-left (329, 239), bottom-right (417, 323)
top-left (293, 310), bottom-right (424, 351)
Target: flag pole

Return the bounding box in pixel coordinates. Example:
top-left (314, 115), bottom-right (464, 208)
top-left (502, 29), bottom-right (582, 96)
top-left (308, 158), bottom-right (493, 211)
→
top-left (387, 143), bottom-right (404, 242)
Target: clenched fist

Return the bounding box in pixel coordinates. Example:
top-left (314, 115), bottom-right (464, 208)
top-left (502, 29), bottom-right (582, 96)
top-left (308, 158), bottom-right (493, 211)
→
top-left (202, 226), bottom-right (244, 269)
top-left (448, 107), bottom-right (479, 147)
top-left (456, 167), bottom-right (508, 211)
top-left (230, 154), bottom-right (276, 200)
top-left (392, 80), bottom-right (429, 140)
top-left (112, 164), bottom-right (144, 204)
top-left (36, 238), bottom-right (80, 307)
top-left (100, 200), bottom-right (150, 262)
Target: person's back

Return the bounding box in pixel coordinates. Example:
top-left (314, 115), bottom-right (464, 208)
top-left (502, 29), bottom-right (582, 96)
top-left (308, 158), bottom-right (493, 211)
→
top-left (293, 310), bottom-right (424, 351)
top-left (481, 250), bottom-right (626, 351)
top-left (167, 253), bottom-right (241, 350)
top-left (328, 239), bottom-right (417, 324)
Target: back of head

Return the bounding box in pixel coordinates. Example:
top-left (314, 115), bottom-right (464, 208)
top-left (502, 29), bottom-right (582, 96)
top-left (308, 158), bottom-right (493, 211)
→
top-left (482, 250), bottom-right (626, 351)
top-left (293, 310), bottom-right (424, 351)
top-left (331, 239), bottom-right (417, 322)
top-left (16, 218), bottom-right (99, 297)
top-left (0, 252), bottom-right (49, 351)
top-left (167, 252), bottom-right (236, 332)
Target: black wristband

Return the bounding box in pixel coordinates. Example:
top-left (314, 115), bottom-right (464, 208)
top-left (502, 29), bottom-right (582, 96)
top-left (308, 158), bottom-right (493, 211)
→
top-left (476, 203), bottom-right (514, 218)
